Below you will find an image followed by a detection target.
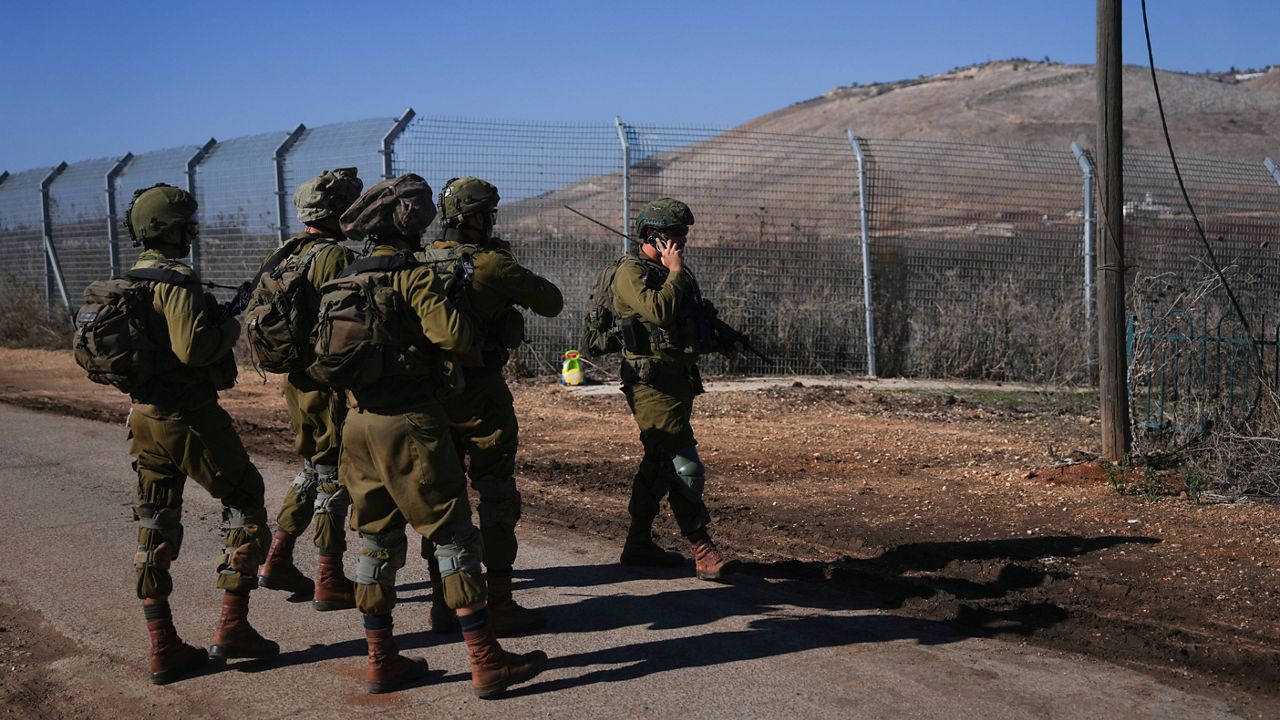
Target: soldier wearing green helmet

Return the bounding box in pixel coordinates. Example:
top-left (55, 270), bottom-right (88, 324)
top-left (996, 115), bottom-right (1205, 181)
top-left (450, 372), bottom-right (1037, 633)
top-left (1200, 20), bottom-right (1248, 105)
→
top-left (119, 183), bottom-right (279, 684)
top-left (422, 176), bottom-right (564, 637)
top-left (253, 167), bottom-right (364, 612)
top-left (613, 197), bottom-right (734, 580)
top-left (317, 174), bottom-right (548, 697)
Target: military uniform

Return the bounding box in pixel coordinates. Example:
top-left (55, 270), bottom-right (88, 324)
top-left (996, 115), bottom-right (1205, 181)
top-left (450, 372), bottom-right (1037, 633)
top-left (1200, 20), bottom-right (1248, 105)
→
top-left (613, 254), bottom-right (712, 538)
top-left (432, 234), bottom-right (563, 573)
top-left (268, 235), bottom-right (352, 555)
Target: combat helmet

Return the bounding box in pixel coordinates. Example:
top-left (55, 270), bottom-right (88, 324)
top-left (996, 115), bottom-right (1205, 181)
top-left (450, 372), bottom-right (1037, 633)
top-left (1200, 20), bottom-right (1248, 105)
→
top-left (339, 174), bottom-right (436, 241)
top-left (125, 183), bottom-right (198, 246)
top-left (437, 176), bottom-right (499, 228)
top-left (634, 197), bottom-right (694, 239)
top-left (294, 167), bottom-right (364, 224)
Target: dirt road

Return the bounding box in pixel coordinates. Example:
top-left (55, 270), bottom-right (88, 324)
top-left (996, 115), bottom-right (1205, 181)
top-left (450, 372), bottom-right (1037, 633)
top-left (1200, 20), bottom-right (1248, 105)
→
top-left (0, 348), bottom-right (1277, 717)
top-left (0, 404), bottom-right (1255, 719)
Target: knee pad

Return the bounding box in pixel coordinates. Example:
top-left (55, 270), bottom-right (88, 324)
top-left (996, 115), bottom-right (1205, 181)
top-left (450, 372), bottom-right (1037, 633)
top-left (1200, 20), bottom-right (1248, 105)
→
top-left (671, 446), bottom-right (706, 502)
top-left (134, 505), bottom-right (183, 599)
top-left (219, 506), bottom-right (270, 577)
top-left (431, 521), bottom-right (483, 578)
top-left (477, 491), bottom-right (522, 528)
top-left (289, 461), bottom-right (321, 500)
top-left (355, 530), bottom-right (407, 590)
top-left (312, 466), bottom-right (349, 519)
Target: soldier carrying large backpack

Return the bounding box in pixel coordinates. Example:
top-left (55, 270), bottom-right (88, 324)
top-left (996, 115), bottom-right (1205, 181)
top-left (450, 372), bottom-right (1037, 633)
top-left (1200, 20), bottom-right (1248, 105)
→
top-left (247, 167), bottom-right (363, 612)
top-left (309, 174), bottom-right (548, 698)
top-left (73, 183), bottom-right (278, 685)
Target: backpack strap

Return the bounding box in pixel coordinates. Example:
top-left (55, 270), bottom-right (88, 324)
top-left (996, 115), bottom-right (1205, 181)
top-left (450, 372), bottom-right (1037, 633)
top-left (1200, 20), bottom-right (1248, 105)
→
top-left (123, 267), bottom-right (190, 286)
top-left (338, 254), bottom-right (416, 278)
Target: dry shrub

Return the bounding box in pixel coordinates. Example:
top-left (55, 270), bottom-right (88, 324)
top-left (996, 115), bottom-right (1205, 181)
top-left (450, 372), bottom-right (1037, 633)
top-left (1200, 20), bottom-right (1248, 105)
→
top-left (0, 274), bottom-right (73, 350)
top-left (904, 271), bottom-right (1090, 384)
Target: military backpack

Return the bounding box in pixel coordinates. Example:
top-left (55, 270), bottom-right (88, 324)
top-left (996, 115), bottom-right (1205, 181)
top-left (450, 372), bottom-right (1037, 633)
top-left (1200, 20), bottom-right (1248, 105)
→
top-left (307, 254), bottom-right (434, 390)
top-left (73, 268), bottom-right (187, 393)
top-left (244, 237), bottom-right (351, 373)
top-left (580, 255), bottom-right (628, 357)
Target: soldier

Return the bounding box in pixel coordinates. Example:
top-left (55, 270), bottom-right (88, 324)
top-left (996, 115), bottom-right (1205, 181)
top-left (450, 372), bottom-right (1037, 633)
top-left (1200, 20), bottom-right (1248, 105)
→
top-left (254, 168), bottom-right (363, 612)
top-left (120, 185), bottom-right (278, 683)
top-left (313, 174), bottom-right (547, 697)
top-left (612, 198), bottom-right (734, 581)
top-left (424, 177), bottom-right (564, 636)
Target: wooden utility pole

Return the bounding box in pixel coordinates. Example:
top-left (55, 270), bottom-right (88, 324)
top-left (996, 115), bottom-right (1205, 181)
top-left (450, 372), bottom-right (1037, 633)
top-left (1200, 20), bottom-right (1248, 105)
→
top-left (1097, 0), bottom-right (1131, 460)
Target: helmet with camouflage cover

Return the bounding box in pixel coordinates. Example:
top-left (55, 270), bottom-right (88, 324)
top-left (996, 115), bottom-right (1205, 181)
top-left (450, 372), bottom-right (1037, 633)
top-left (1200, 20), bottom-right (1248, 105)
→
top-left (125, 183), bottom-right (198, 246)
top-left (339, 174), bottom-right (436, 241)
top-left (294, 167), bottom-right (364, 223)
top-left (634, 197), bottom-right (694, 239)
top-left (437, 176), bottom-right (499, 228)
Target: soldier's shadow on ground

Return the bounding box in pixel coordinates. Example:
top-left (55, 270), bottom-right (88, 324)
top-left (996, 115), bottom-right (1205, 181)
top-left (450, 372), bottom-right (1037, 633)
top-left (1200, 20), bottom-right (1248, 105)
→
top-left (507, 533), bottom-right (1157, 696)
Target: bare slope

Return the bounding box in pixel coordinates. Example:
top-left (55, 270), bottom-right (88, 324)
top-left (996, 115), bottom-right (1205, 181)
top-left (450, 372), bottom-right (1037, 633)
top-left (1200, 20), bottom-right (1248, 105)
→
top-left (748, 60), bottom-right (1280, 160)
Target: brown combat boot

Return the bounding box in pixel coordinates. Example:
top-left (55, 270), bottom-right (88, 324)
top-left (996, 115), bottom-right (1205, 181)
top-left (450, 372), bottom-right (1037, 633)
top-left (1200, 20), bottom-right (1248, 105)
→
top-left (620, 534), bottom-right (687, 568)
top-left (147, 618), bottom-right (208, 685)
top-left (688, 533), bottom-right (734, 581)
top-left (426, 555), bottom-right (459, 634)
top-left (462, 621), bottom-right (548, 699)
top-left (208, 593), bottom-right (280, 660)
top-left (257, 530), bottom-right (314, 597)
top-left (365, 626), bottom-right (429, 694)
top-left (486, 569), bottom-right (546, 637)
top-left (312, 554), bottom-right (356, 611)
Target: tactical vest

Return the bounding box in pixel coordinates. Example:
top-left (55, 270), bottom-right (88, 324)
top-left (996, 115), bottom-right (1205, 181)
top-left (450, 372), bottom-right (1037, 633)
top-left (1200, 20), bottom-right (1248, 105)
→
top-left (615, 257), bottom-right (718, 358)
top-left (307, 254), bottom-right (436, 391)
top-left (73, 268), bottom-right (187, 393)
top-left (244, 237), bottom-right (350, 373)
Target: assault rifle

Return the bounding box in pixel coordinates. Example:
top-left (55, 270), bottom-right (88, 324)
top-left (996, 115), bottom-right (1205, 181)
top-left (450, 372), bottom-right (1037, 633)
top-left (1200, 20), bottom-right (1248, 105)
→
top-left (564, 205), bottom-right (776, 366)
top-left (218, 281), bottom-right (254, 318)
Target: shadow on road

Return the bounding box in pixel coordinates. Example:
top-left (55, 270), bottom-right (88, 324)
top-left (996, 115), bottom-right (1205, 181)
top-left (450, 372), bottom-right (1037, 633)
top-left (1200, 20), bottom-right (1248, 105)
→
top-left (507, 533), bottom-right (1158, 695)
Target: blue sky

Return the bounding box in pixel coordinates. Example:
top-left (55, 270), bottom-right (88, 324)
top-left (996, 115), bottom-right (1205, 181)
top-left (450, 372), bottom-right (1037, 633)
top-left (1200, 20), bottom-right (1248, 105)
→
top-left (1, 0), bottom-right (1276, 172)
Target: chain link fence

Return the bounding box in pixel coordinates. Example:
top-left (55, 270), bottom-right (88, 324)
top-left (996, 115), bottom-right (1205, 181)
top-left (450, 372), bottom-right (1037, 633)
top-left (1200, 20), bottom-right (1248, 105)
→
top-left (3, 110), bottom-right (1279, 386)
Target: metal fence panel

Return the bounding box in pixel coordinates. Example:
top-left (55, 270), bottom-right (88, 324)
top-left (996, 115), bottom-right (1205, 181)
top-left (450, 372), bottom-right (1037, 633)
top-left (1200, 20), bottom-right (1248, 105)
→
top-left (48, 157), bottom-right (118, 302)
top-left (281, 118), bottom-right (395, 239)
top-left (862, 138), bottom-right (1086, 382)
top-left (624, 124), bottom-right (865, 375)
top-left (393, 116), bottom-right (625, 375)
top-left (0, 167), bottom-right (53, 297)
top-left (196, 132), bottom-right (286, 294)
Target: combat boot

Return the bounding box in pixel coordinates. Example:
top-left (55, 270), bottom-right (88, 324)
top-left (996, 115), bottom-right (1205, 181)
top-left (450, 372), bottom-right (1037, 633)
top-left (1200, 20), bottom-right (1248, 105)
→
top-left (312, 554), bottom-right (356, 611)
top-left (486, 569), bottom-right (545, 637)
top-left (620, 524), bottom-right (686, 568)
top-left (426, 555), bottom-right (459, 634)
top-left (365, 626), bottom-right (429, 694)
top-left (688, 533), bottom-right (734, 581)
top-left (146, 618), bottom-right (208, 685)
top-left (462, 621), bottom-right (548, 699)
top-left (209, 593), bottom-right (280, 660)
top-left (257, 529), bottom-right (314, 597)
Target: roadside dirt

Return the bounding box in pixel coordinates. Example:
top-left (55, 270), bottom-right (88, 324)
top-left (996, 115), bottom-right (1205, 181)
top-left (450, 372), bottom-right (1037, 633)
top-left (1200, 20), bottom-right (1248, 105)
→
top-left (1, 347), bottom-right (1277, 717)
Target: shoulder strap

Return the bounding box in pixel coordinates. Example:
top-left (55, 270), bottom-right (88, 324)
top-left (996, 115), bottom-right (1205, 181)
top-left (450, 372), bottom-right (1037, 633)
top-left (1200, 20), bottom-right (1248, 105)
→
top-left (258, 235), bottom-right (311, 278)
top-left (338, 254), bottom-right (415, 278)
top-left (123, 267), bottom-right (189, 286)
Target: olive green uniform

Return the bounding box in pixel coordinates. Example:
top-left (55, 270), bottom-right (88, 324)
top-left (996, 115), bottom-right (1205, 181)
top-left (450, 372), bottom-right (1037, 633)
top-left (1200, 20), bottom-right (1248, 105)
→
top-left (613, 255), bottom-right (712, 537)
top-left (263, 233), bottom-right (353, 554)
top-left (431, 235), bottom-right (563, 571)
top-left (128, 250), bottom-right (269, 599)
top-left (339, 245), bottom-right (485, 615)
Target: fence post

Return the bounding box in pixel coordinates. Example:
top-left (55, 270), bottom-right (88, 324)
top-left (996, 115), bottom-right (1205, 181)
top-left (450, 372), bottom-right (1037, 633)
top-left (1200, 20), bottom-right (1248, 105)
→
top-left (1072, 142), bottom-right (1097, 367)
top-left (381, 108), bottom-right (416, 180)
top-left (1266, 157), bottom-right (1280, 186)
top-left (847, 131), bottom-right (878, 379)
top-left (40, 162), bottom-right (72, 320)
top-left (185, 139), bottom-right (216, 274)
top-left (615, 116), bottom-right (632, 254)
top-left (105, 153), bottom-right (133, 277)
top-left (273, 124), bottom-right (306, 245)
